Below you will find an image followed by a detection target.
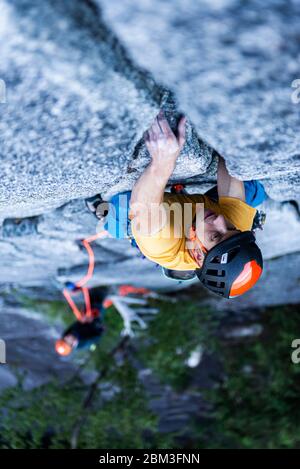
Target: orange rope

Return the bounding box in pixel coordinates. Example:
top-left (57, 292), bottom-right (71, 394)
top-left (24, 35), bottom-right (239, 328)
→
top-left (63, 230), bottom-right (108, 322)
top-left (63, 230), bottom-right (151, 322)
top-left (76, 231), bottom-right (108, 288)
top-left (82, 286), bottom-right (92, 318)
top-left (118, 285), bottom-right (150, 296)
top-left (62, 288), bottom-right (84, 321)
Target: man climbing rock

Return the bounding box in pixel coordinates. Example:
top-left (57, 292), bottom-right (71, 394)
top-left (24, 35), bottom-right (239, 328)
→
top-left (88, 110), bottom-right (267, 299)
top-left (130, 110), bottom-right (266, 298)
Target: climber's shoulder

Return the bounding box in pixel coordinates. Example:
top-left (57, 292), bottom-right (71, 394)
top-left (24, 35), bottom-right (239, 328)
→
top-left (217, 196), bottom-right (257, 232)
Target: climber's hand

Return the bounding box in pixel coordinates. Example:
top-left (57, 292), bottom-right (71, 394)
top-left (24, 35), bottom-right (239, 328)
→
top-left (130, 110), bottom-right (186, 235)
top-left (144, 110), bottom-right (186, 171)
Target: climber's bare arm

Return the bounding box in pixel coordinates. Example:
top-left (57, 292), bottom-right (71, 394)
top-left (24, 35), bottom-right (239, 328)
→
top-left (130, 110), bottom-right (186, 235)
top-left (217, 156), bottom-right (245, 201)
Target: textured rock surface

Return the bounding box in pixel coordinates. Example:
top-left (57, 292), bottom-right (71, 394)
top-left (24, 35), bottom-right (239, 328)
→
top-left (0, 305), bottom-right (76, 390)
top-left (0, 0), bottom-right (215, 219)
top-left (99, 0), bottom-right (300, 201)
top-left (255, 199), bottom-right (300, 259)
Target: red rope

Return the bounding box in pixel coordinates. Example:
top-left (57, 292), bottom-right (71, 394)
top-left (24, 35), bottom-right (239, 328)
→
top-left (118, 285), bottom-right (150, 297)
top-left (63, 230), bottom-right (108, 322)
top-left (62, 230), bottom-right (151, 322)
top-left (62, 288), bottom-right (84, 321)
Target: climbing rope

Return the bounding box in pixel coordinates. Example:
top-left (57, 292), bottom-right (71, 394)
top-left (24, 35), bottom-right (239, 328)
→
top-left (62, 230), bottom-right (108, 322)
top-left (62, 230), bottom-right (151, 322)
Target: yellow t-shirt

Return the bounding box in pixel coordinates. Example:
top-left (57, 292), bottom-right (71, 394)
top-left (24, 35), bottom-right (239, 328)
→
top-left (130, 193), bottom-right (256, 271)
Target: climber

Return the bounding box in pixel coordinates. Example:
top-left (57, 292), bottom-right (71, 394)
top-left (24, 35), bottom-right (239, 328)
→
top-left (87, 110), bottom-right (267, 299)
top-left (55, 287), bottom-right (107, 357)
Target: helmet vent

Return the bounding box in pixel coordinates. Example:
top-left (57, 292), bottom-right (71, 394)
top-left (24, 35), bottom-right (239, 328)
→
top-left (207, 269), bottom-right (225, 277)
top-left (227, 247), bottom-right (240, 262)
top-left (207, 280), bottom-right (225, 288)
top-left (211, 255), bottom-right (221, 263)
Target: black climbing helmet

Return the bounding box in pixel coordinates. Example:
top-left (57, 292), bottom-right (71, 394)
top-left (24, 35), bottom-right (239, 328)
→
top-left (195, 231), bottom-right (263, 298)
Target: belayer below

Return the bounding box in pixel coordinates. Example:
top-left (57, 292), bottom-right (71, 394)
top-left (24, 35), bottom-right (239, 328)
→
top-left (55, 287), bottom-right (107, 357)
top-left (55, 285), bottom-right (158, 357)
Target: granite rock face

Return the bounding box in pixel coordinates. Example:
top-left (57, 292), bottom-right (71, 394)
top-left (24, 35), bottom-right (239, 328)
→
top-left (99, 0), bottom-right (300, 201)
top-left (0, 0), bottom-right (215, 220)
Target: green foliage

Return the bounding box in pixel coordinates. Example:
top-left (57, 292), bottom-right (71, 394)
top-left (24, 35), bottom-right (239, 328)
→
top-left (0, 380), bottom-right (84, 449)
top-left (194, 305), bottom-right (300, 449)
top-left (2, 293), bottom-right (300, 449)
top-left (0, 359), bottom-right (172, 449)
top-left (135, 298), bottom-right (216, 390)
top-left (79, 359), bottom-right (174, 449)
top-left (0, 296), bottom-right (178, 449)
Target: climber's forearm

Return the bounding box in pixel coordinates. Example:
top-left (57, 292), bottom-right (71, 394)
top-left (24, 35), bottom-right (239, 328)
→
top-left (130, 160), bottom-right (173, 208)
top-left (130, 161), bottom-right (173, 234)
top-left (217, 156), bottom-right (245, 201)
top-left (130, 110), bottom-right (186, 235)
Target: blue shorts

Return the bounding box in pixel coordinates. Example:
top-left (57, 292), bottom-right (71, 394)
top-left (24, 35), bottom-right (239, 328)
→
top-left (104, 181), bottom-right (267, 239)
